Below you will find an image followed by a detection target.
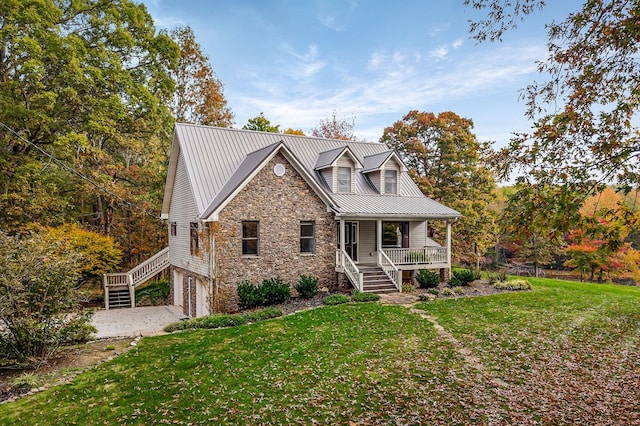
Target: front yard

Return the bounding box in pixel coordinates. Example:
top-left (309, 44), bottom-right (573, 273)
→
top-left (1, 278), bottom-right (638, 424)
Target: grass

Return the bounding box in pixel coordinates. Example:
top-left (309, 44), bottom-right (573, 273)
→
top-left (1, 278), bottom-right (638, 425)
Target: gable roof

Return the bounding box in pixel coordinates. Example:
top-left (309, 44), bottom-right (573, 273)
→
top-left (361, 150), bottom-right (406, 173)
top-left (314, 146), bottom-right (363, 170)
top-left (161, 124), bottom-right (461, 220)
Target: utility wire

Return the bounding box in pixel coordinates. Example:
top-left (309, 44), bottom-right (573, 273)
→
top-left (0, 121), bottom-right (157, 218)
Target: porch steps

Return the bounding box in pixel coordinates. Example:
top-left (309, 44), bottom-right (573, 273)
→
top-left (360, 265), bottom-right (398, 294)
top-left (107, 286), bottom-right (132, 309)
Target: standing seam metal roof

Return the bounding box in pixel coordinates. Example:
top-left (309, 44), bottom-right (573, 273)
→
top-left (164, 124), bottom-right (461, 219)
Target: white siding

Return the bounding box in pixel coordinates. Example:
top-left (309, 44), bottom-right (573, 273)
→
top-left (196, 278), bottom-right (210, 317)
top-left (321, 168), bottom-right (333, 191)
top-left (359, 221), bottom-right (377, 263)
top-left (368, 170), bottom-right (381, 193)
top-left (168, 152), bottom-right (210, 277)
top-left (409, 221), bottom-right (428, 247)
top-left (173, 269), bottom-right (183, 306)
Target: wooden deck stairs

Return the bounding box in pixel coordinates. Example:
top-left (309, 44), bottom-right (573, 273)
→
top-left (103, 247), bottom-right (170, 309)
top-left (360, 265), bottom-right (398, 294)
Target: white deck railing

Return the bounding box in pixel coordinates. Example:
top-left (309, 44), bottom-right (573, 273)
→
top-left (336, 249), bottom-right (363, 291)
top-left (378, 249), bottom-right (401, 292)
top-left (383, 247), bottom-right (447, 266)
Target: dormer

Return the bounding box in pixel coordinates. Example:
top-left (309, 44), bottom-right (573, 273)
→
top-left (314, 146), bottom-right (363, 194)
top-left (361, 151), bottom-right (406, 195)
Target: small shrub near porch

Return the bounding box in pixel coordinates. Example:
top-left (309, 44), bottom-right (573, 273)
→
top-left (416, 269), bottom-right (440, 288)
top-left (237, 278), bottom-right (291, 309)
top-left (295, 274), bottom-right (319, 299)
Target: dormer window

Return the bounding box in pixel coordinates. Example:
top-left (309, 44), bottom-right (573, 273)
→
top-left (384, 170), bottom-right (397, 194)
top-left (337, 167), bottom-right (352, 193)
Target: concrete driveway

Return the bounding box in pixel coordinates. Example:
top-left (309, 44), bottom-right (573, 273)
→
top-left (91, 305), bottom-right (188, 339)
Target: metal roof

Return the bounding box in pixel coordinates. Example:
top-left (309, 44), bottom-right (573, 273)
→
top-left (331, 194), bottom-right (462, 218)
top-left (162, 124), bottom-right (461, 220)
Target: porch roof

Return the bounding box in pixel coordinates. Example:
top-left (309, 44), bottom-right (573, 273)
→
top-left (331, 194), bottom-right (461, 219)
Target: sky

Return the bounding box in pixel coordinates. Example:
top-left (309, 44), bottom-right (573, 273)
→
top-left (141, 0), bottom-right (578, 149)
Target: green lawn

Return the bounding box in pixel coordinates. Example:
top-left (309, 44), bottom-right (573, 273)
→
top-left (1, 278), bottom-right (638, 425)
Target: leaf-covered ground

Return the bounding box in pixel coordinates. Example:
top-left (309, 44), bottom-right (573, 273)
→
top-left (1, 278), bottom-right (638, 425)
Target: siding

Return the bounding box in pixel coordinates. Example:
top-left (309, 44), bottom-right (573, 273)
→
top-left (409, 221), bottom-right (428, 247)
top-left (168, 152), bottom-right (209, 277)
top-left (358, 220), bottom-right (377, 263)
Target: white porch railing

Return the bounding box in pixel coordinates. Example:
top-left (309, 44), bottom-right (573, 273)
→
top-left (383, 246), bottom-right (447, 266)
top-left (378, 249), bottom-right (401, 292)
top-left (336, 249), bottom-right (363, 291)
top-left (103, 247), bottom-right (170, 309)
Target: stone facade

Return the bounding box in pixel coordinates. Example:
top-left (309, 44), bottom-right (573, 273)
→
top-left (213, 153), bottom-right (338, 312)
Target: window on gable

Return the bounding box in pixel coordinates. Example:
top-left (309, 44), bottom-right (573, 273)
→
top-left (385, 170), bottom-right (398, 194)
top-left (337, 167), bottom-right (351, 193)
top-left (300, 221), bottom-right (315, 254)
top-left (170, 221), bottom-right (177, 236)
top-left (242, 221), bottom-right (259, 256)
top-left (190, 222), bottom-right (199, 254)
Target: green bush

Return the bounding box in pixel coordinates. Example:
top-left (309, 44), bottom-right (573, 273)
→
top-left (237, 281), bottom-right (265, 309)
top-left (352, 291), bottom-right (380, 302)
top-left (295, 274), bottom-right (319, 299)
top-left (428, 288), bottom-right (439, 296)
top-left (136, 279), bottom-right (170, 303)
top-left (260, 277), bottom-right (291, 305)
top-left (449, 268), bottom-right (475, 286)
top-left (441, 286), bottom-right (465, 296)
top-left (494, 279), bottom-right (532, 291)
top-left (164, 308), bottom-right (283, 332)
top-left (324, 294), bottom-right (350, 305)
top-left (402, 282), bottom-right (416, 293)
top-left (416, 269), bottom-right (440, 288)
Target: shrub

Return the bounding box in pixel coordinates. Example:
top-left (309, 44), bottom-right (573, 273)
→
top-left (237, 281), bottom-right (265, 309)
top-left (428, 288), bottom-right (439, 296)
top-left (449, 268), bottom-right (475, 286)
top-left (402, 282), bottom-right (416, 293)
top-left (494, 279), bottom-right (532, 291)
top-left (136, 279), bottom-right (170, 304)
top-left (441, 286), bottom-right (465, 296)
top-left (352, 291), bottom-right (380, 302)
top-left (416, 269), bottom-right (440, 288)
top-left (418, 294), bottom-right (431, 302)
top-left (324, 294), bottom-right (350, 305)
top-left (164, 308), bottom-right (283, 332)
top-left (11, 372), bottom-right (42, 389)
top-left (473, 268), bottom-right (482, 280)
top-left (295, 274), bottom-right (319, 299)
top-left (260, 277), bottom-right (291, 305)
top-left (486, 272), bottom-right (500, 285)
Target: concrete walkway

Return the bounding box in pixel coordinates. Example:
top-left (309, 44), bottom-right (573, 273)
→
top-left (91, 305), bottom-right (188, 339)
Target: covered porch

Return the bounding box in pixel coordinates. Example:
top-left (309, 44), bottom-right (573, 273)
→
top-left (335, 217), bottom-right (455, 293)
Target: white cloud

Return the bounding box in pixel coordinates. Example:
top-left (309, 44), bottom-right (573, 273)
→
top-left (429, 45), bottom-right (449, 59)
top-left (451, 38), bottom-right (464, 49)
top-left (428, 24), bottom-right (450, 37)
top-left (280, 44), bottom-right (327, 79)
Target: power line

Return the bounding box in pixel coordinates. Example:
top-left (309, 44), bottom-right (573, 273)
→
top-left (0, 121), bottom-right (158, 218)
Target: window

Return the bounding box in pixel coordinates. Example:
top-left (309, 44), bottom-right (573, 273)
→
top-left (384, 170), bottom-right (398, 194)
top-left (242, 221), bottom-right (259, 255)
top-left (190, 222), bottom-right (199, 254)
top-left (170, 221), bottom-right (177, 236)
top-left (300, 221), bottom-right (315, 254)
top-left (337, 167), bottom-right (351, 193)
top-left (382, 222), bottom-right (408, 248)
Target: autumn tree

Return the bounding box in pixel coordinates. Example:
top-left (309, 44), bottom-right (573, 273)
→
top-left (0, 0), bottom-right (179, 266)
top-left (243, 113), bottom-right (280, 133)
top-left (168, 25), bottom-right (233, 127)
top-left (312, 110), bottom-right (356, 140)
top-left (467, 0), bottom-right (640, 225)
top-left (381, 111), bottom-right (497, 261)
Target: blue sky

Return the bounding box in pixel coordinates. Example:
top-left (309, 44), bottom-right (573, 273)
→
top-left (142, 0), bottom-right (577, 148)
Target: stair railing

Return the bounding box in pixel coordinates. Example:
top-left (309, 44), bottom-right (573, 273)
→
top-left (337, 249), bottom-right (363, 291)
top-left (378, 249), bottom-right (401, 292)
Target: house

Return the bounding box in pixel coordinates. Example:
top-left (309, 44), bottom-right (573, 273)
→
top-left (156, 124), bottom-right (460, 316)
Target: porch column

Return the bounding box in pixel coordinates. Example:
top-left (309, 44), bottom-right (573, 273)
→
top-left (446, 220), bottom-right (452, 274)
top-left (376, 219), bottom-right (382, 264)
top-left (340, 218), bottom-right (345, 253)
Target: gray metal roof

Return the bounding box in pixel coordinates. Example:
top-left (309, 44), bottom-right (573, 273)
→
top-left (331, 194), bottom-right (462, 218)
top-left (314, 146), bottom-right (347, 170)
top-left (162, 124), bottom-right (461, 219)
top-left (362, 151), bottom-right (393, 173)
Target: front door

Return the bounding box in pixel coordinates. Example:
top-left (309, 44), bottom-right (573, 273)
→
top-left (345, 221), bottom-right (358, 262)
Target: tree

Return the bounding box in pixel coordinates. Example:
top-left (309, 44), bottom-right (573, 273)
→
top-left (468, 0), bottom-right (640, 212)
top-left (312, 110), bottom-right (356, 140)
top-left (243, 113), bottom-right (280, 133)
top-left (381, 111), bottom-right (497, 261)
top-left (0, 0), bottom-right (179, 266)
top-left (283, 128), bottom-right (305, 136)
top-left (168, 25), bottom-right (233, 127)
top-left (0, 231), bottom-right (95, 363)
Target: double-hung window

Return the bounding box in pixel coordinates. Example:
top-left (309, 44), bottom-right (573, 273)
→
top-left (300, 221), bottom-right (315, 254)
top-left (384, 170), bottom-right (398, 194)
top-left (190, 222), bottom-right (199, 254)
top-left (242, 221), bottom-right (259, 256)
top-left (337, 167), bottom-right (351, 193)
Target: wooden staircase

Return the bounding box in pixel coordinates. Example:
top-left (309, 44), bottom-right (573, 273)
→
top-left (360, 265), bottom-right (398, 294)
top-left (103, 247), bottom-right (170, 309)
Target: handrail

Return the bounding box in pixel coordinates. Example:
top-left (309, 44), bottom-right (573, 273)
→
top-left (337, 249), bottom-right (362, 291)
top-left (104, 247), bottom-right (169, 288)
top-left (383, 247), bottom-right (447, 265)
top-left (379, 249), bottom-right (401, 292)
